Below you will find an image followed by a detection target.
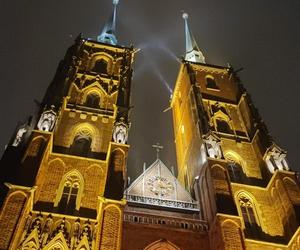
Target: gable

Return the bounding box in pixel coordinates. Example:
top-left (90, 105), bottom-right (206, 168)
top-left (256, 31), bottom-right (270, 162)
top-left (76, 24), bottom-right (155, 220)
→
top-left (126, 159), bottom-right (194, 203)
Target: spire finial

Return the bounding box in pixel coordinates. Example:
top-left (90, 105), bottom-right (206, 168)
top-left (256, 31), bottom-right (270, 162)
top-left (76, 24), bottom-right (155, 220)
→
top-left (182, 12), bottom-right (206, 63)
top-left (152, 143), bottom-right (163, 159)
top-left (97, 0), bottom-right (119, 45)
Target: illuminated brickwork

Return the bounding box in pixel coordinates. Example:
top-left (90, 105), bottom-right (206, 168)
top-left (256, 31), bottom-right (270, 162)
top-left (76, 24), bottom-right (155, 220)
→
top-left (0, 31), bottom-right (135, 249)
top-left (171, 60), bottom-right (300, 249)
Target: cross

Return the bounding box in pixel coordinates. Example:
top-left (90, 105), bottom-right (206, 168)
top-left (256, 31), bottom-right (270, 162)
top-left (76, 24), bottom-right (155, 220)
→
top-left (152, 143), bottom-right (163, 159)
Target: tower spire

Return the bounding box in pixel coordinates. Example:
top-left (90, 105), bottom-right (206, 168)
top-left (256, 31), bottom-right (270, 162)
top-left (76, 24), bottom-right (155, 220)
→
top-left (97, 0), bottom-right (119, 45)
top-left (182, 12), bottom-right (206, 64)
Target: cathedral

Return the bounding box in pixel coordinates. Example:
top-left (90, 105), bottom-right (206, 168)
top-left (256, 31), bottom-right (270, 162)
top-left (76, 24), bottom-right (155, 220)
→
top-left (1, 1), bottom-right (300, 249)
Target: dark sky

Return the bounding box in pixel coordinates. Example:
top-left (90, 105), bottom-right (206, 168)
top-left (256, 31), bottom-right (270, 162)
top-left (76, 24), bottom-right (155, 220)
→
top-left (0, 0), bottom-right (299, 181)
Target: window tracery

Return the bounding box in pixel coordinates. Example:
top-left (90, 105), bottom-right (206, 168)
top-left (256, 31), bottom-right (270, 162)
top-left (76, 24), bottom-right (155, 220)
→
top-left (238, 194), bottom-right (260, 237)
top-left (55, 171), bottom-right (84, 215)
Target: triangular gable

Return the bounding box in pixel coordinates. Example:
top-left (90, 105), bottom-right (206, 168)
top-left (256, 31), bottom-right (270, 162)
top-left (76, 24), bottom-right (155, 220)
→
top-left (126, 159), bottom-right (194, 203)
top-left (20, 228), bottom-right (40, 249)
top-left (43, 232), bottom-right (69, 250)
top-left (75, 235), bottom-right (90, 250)
top-left (203, 131), bottom-right (220, 142)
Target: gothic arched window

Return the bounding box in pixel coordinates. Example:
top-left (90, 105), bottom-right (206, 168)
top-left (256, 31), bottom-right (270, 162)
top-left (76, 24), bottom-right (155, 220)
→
top-left (216, 119), bottom-right (231, 134)
top-left (58, 174), bottom-right (81, 215)
top-left (71, 134), bottom-right (92, 157)
top-left (93, 58), bottom-right (108, 74)
top-left (239, 195), bottom-right (260, 238)
top-left (227, 162), bottom-right (243, 183)
top-left (206, 76), bottom-right (218, 89)
top-left (85, 93), bottom-right (100, 109)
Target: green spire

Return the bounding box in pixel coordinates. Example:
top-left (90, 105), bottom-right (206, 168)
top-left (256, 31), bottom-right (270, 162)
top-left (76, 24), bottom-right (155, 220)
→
top-left (97, 0), bottom-right (119, 45)
top-left (182, 13), bottom-right (205, 63)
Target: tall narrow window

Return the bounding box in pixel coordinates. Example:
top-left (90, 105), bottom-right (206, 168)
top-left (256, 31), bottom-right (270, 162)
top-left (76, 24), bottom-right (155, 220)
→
top-left (58, 175), bottom-right (80, 214)
top-left (85, 93), bottom-right (100, 108)
top-left (239, 195), bottom-right (260, 238)
top-left (93, 59), bottom-right (107, 74)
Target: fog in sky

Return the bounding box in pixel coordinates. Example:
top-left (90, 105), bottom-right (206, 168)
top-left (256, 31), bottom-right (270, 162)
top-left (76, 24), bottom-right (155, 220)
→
top-left (0, 0), bottom-right (299, 180)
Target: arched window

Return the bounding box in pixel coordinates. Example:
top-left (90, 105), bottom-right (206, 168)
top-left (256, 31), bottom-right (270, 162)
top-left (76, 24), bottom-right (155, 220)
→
top-left (206, 76), bottom-right (218, 89)
top-left (93, 58), bottom-right (108, 74)
top-left (227, 162), bottom-right (243, 183)
top-left (85, 93), bottom-right (100, 108)
top-left (238, 195), bottom-right (260, 238)
top-left (216, 119), bottom-right (231, 134)
top-left (58, 174), bottom-right (81, 214)
top-left (70, 134), bottom-right (92, 157)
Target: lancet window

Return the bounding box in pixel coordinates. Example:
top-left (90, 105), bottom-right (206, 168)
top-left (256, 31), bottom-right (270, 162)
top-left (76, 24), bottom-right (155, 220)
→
top-left (58, 173), bottom-right (82, 215)
top-left (238, 195), bottom-right (260, 238)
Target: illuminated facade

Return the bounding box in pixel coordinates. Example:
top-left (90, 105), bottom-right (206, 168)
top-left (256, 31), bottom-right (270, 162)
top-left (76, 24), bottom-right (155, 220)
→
top-left (0, 2), bottom-right (300, 250)
top-left (169, 13), bottom-right (300, 250)
top-left (0, 1), bottom-right (135, 249)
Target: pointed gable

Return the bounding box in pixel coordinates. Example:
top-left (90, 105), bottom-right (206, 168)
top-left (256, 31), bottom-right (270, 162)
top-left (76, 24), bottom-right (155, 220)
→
top-left (125, 159), bottom-right (198, 211)
top-left (43, 232), bottom-right (69, 250)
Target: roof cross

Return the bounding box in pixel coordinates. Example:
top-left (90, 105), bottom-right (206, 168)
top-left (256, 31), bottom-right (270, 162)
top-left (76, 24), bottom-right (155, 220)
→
top-left (152, 143), bottom-right (163, 159)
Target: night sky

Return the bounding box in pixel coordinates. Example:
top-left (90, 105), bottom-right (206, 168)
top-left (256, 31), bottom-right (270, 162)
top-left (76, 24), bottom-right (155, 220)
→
top-left (0, 0), bottom-right (299, 181)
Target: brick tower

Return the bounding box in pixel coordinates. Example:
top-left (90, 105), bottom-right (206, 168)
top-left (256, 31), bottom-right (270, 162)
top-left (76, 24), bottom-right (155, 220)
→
top-left (0, 1), bottom-right (136, 249)
top-left (170, 12), bottom-right (300, 249)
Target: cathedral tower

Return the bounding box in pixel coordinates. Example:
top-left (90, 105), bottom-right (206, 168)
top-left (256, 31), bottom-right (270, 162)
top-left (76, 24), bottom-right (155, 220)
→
top-left (171, 13), bottom-right (300, 249)
top-left (0, 1), bottom-right (136, 249)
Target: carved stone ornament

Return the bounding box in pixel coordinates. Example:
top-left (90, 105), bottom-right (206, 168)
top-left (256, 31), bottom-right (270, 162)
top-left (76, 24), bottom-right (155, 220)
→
top-left (265, 144), bottom-right (289, 173)
top-left (204, 134), bottom-right (223, 159)
top-left (37, 108), bottom-right (57, 132)
top-left (12, 126), bottom-right (27, 147)
top-left (113, 119), bottom-right (128, 144)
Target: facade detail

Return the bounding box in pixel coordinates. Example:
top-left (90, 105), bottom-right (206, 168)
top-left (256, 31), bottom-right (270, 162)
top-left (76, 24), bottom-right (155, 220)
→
top-left (169, 12), bottom-right (300, 250)
top-left (37, 106), bottom-right (57, 132)
top-left (0, 4), bottom-right (300, 250)
top-left (0, 1), bottom-right (134, 249)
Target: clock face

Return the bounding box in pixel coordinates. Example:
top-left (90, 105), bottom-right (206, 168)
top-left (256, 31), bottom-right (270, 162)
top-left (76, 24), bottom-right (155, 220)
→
top-left (147, 176), bottom-right (174, 197)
